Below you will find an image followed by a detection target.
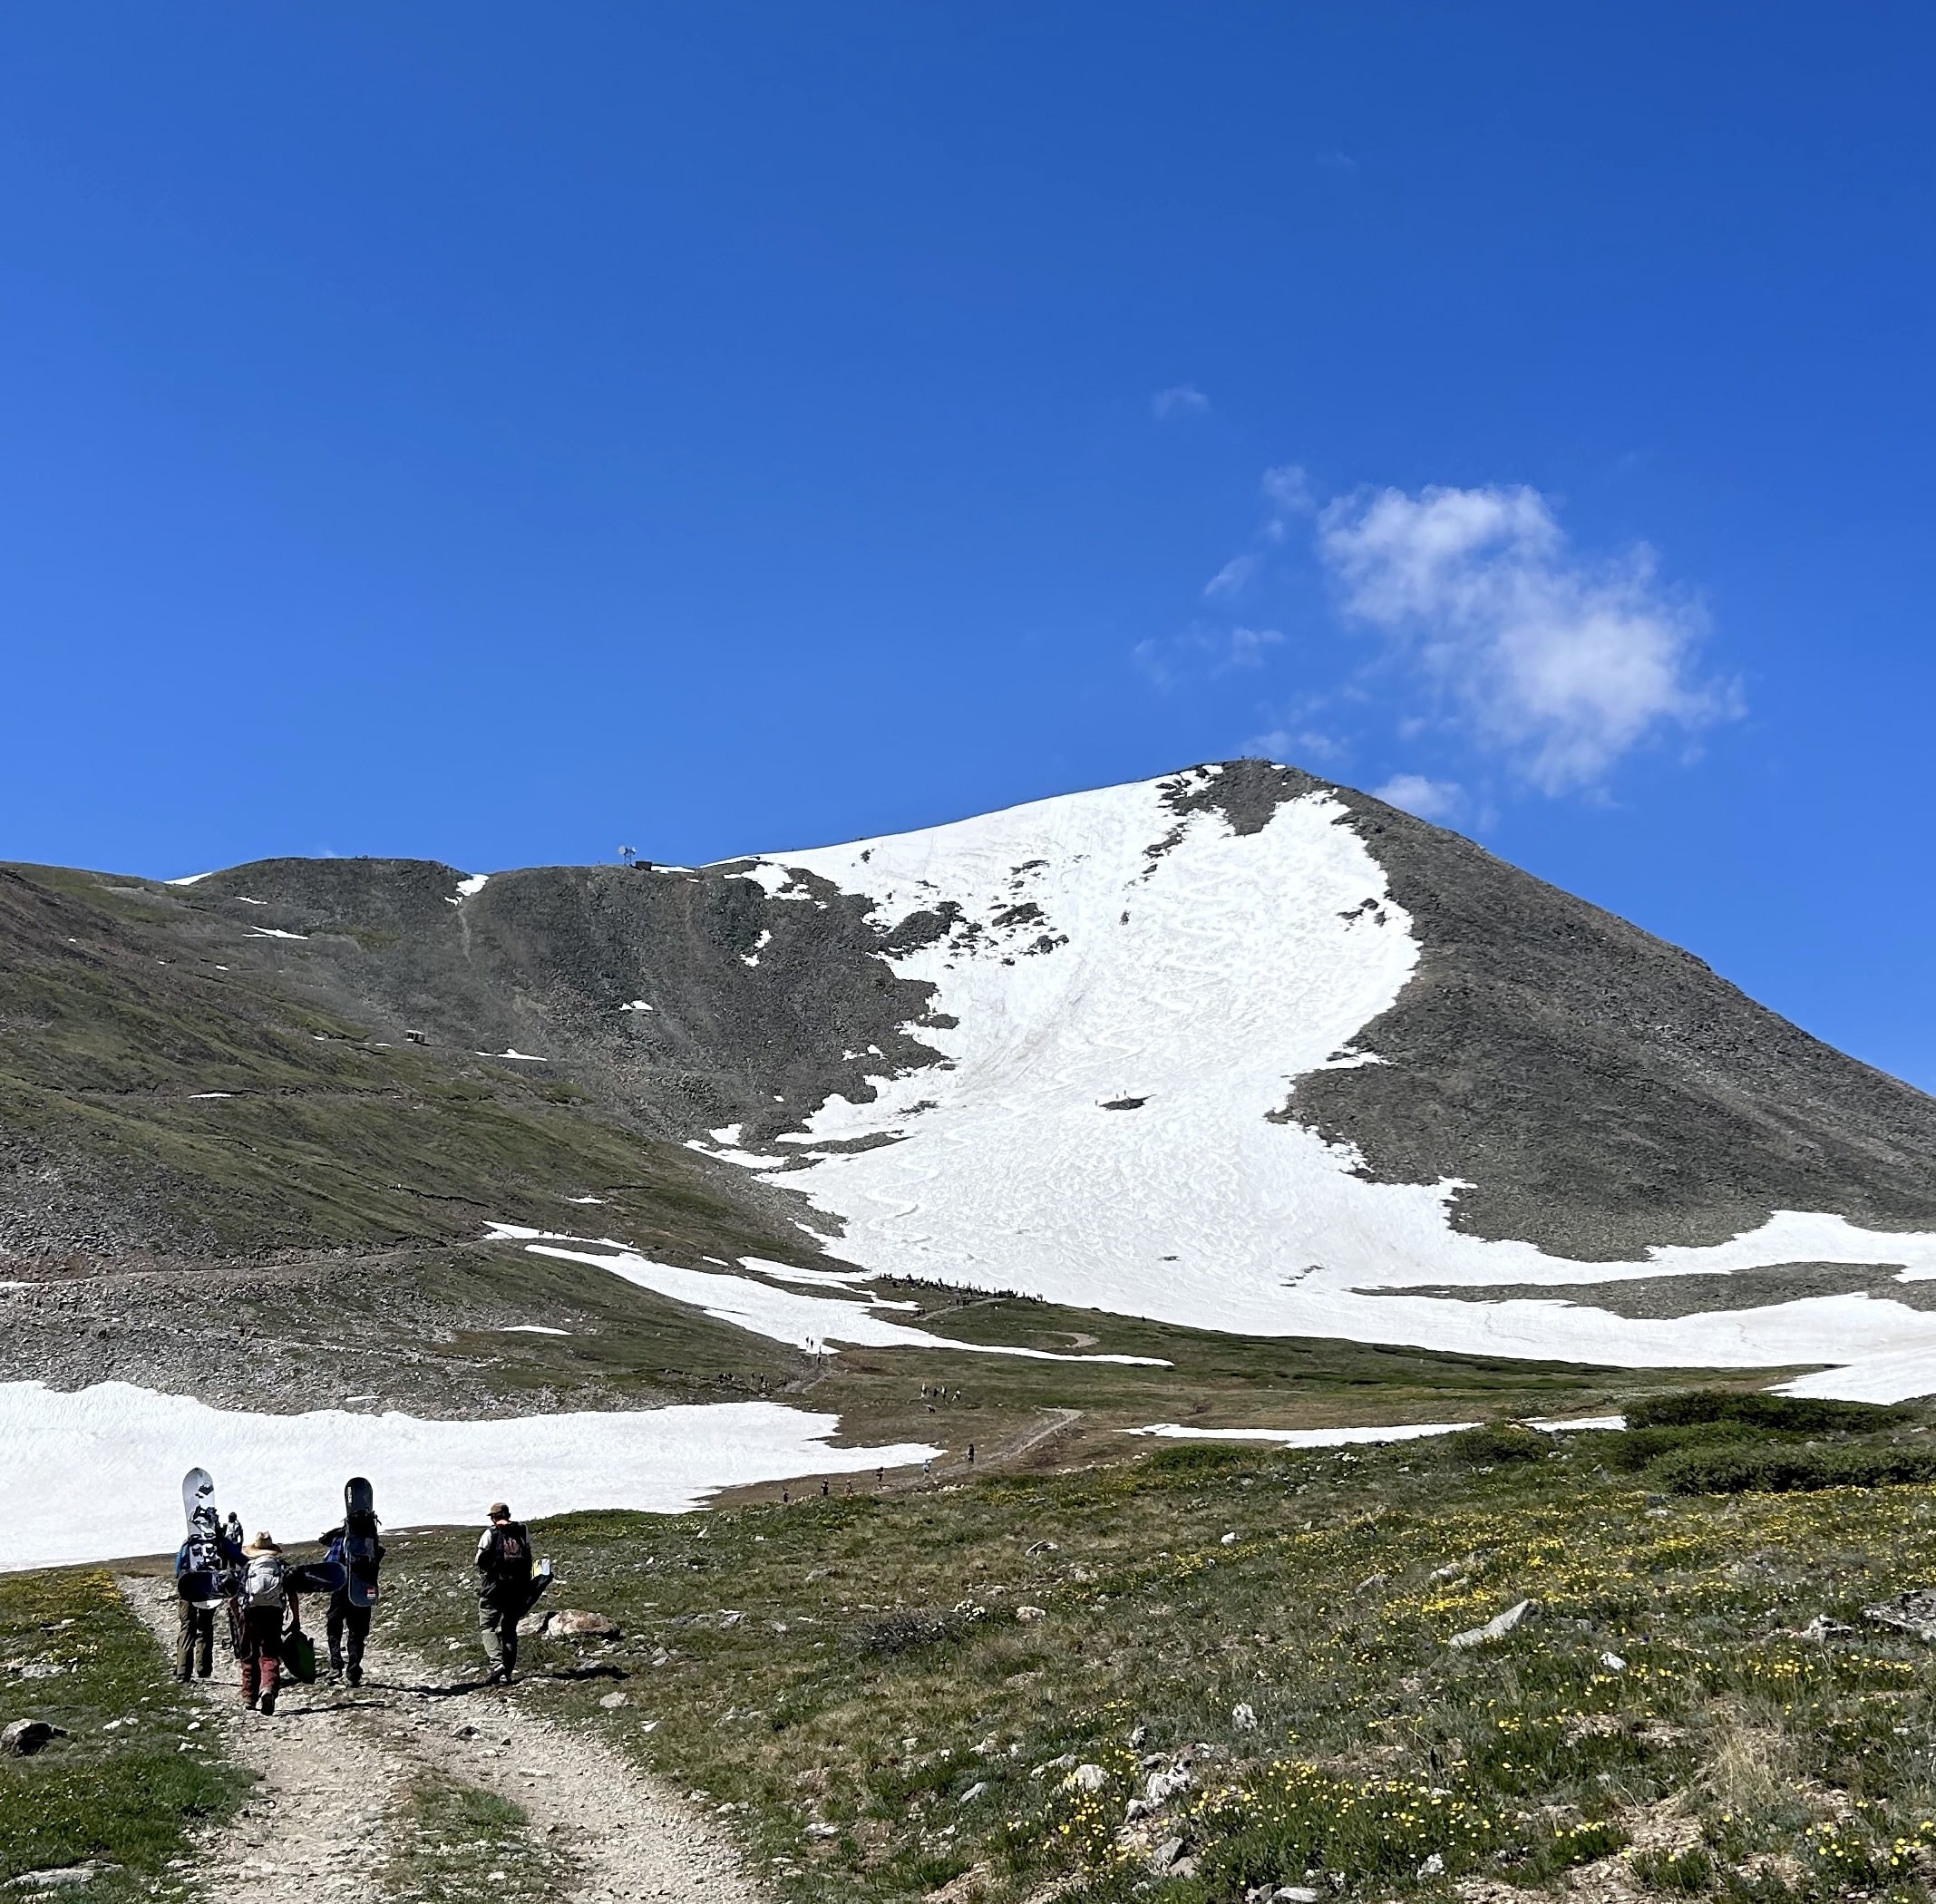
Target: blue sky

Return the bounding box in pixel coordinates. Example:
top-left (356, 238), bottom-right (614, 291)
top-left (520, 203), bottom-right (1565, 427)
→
top-left (3, 5), bottom-right (1934, 1086)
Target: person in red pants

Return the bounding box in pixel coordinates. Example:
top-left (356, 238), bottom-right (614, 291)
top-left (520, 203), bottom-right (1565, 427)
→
top-left (237, 1533), bottom-right (299, 1715)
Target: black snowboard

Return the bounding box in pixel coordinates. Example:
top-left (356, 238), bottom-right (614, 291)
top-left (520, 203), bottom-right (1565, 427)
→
top-left (287, 1560), bottom-right (347, 1596)
top-left (343, 1476), bottom-right (381, 1611)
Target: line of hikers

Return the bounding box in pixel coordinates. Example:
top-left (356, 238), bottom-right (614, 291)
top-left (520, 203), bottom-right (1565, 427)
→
top-left (174, 1491), bottom-right (547, 1711)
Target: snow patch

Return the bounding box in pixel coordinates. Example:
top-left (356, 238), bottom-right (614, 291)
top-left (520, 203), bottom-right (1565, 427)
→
top-left (1129, 1422), bottom-right (1479, 1449)
top-left (0, 1380), bottom-right (939, 1573)
top-left (499, 1325), bottom-right (569, 1336)
top-left (247, 927), bottom-right (307, 941)
top-left (485, 1226), bottom-right (1169, 1366)
top-left (456, 873), bottom-right (490, 899)
top-left (166, 872), bottom-right (211, 887)
top-left (1125, 1415), bottom-right (1623, 1450)
top-left (743, 1258), bottom-right (874, 1287)
top-left (619, 1000), bottom-right (655, 1013)
top-left (478, 1049), bottom-right (548, 1063)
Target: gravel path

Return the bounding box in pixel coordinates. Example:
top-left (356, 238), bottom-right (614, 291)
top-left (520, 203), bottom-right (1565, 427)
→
top-left (120, 1578), bottom-right (759, 1904)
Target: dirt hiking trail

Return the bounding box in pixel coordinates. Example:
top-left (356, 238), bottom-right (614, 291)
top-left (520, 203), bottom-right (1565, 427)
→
top-left (121, 1578), bottom-right (760, 1904)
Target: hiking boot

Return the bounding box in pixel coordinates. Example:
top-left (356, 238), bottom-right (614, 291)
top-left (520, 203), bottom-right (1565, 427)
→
top-left (259, 1690), bottom-right (277, 1716)
top-left (346, 1665), bottom-right (362, 1687)
top-left (245, 1695), bottom-right (258, 1710)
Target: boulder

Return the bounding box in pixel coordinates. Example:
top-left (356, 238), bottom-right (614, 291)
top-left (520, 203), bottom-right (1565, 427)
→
top-left (1065, 1763), bottom-right (1109, 1793)
top-left (2, 1719), bottom-right (62, 1756)
top-left (548, 1608), bottom-right (621, 1639)
top-left (1865, 1591), bottom-right (1936, 1642)
top-left (1450, 1598), bottom-right (1540, 1650)
top-left (1145, 1765), bottom-right (1193, 1808)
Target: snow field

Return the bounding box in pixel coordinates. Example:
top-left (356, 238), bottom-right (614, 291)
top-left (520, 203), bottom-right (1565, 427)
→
top-left (723, 772), bottom-right (1936, 1402)
top-left (0, 1381), bottom-right (939, 1573)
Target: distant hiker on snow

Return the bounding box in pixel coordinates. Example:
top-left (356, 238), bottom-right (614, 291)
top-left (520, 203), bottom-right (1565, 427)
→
top-left (475, 1502), bottom-right (534, 1685)
top-left (173, 1516), bottom-right (243, 1682)
top-left (237, 1532), bottom-right (299, 1715)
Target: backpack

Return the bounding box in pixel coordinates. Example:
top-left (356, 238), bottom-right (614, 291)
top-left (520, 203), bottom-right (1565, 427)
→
top-left (483, 1522), bottom-right (533, 1588)
top-left (244, 1553), bottom-right (288, 1608)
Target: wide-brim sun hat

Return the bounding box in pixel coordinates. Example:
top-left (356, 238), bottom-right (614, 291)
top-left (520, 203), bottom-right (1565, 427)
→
top-left (245, 1532), bottom-right (281, 1554)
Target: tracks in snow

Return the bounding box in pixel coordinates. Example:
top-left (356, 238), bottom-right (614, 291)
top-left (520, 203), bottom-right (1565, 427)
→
top-left (119, 1578), bottom-right (759, 1904)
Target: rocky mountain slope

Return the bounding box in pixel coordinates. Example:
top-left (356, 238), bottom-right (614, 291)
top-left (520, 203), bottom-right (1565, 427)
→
top-left (5, 760), bottom-right (1936, 1406)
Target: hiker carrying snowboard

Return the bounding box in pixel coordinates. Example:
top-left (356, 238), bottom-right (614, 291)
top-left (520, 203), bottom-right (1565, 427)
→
top-left (316, 1478), bottom-right (384, 1687)
top-left (474, 1501), bottom-right (535, 1685)
top-left (172, 1518), bottom-right (243, 1682)
top-left (236, 1532), bottom-right (300, 1715)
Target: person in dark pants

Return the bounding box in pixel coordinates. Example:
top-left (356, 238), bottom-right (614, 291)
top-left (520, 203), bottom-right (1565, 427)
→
top-left (474, 1502), bottom-right (534, 1685)
top-left (237, 1533), bottom-right (299, 1715)
top-left (315, 1522), bottom-right (384, 1686)
top-left (172, 1521), bottom-right (243, 1682)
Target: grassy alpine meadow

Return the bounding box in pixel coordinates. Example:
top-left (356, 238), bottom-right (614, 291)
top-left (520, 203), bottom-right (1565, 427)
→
top-left (379, 1410), bottom-right (1936, 1904)
top-left (0, 1568), bottom-right (246, 1899)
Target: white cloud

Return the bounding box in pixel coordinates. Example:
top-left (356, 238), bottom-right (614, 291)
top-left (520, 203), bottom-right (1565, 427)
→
top-left (1373, 773), bottom-right (1463, 821)
top-left (1134, 624), bottom-right (1283, 689)
top-left (1225, 626), bottom-right (1283, 669)
top-left (1203, 553), bottom-right (1259, 600)
top-left (1153, 384), bottom-right (1211, 421)
top-left (1318, 484), bottom-right (1737, 792)
top-left (1246, 727), bottom-right (1346, 766)
top-left (1260, 463), bottom-right (1315, 539)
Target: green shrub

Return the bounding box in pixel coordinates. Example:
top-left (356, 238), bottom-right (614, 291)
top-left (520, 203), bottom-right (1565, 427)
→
top-left (1649, 1437), bottom-right (1936, 1495)
top-left (1141, 1442), bottom-right (1253, 1475)
top-left (1445, 1423), bottom-right (1551, 1466)
top-left (1626, 1389), bottom-right (1912, 1435)
top-left (1604, 1420), bottom-right (1768, 1473)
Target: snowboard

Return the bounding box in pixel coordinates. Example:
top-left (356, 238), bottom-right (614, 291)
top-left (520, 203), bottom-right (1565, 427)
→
top-left (287, 1560), bottom-right (347, 1596)
top-left (522, 1557), bottom-right (555, 1619)
top-left (179, 1468), bottom-right (234, 1609)
top-left (343, 1476), bottom-right (381, 1610)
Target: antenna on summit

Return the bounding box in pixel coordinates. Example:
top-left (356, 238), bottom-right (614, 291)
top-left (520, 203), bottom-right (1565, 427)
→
top-left (618, 844), bottom-right (637, 866)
